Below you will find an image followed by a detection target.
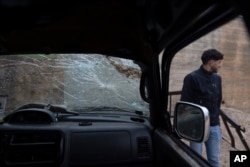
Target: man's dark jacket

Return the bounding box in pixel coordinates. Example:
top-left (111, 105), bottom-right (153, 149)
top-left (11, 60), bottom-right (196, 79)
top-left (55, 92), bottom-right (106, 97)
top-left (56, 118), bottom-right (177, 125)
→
top-left (180, 65), bottom-right (222, 126)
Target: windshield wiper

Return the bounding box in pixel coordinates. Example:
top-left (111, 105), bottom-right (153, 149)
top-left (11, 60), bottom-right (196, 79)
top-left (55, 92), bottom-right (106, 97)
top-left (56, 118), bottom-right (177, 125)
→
top-left (45, 104), bottom-right (80, 116)
top-left (74, 106), bottom-right (145, 116)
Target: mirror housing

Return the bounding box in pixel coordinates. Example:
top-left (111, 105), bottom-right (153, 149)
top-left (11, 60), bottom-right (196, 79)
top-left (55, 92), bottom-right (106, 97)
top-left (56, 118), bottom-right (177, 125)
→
top-left (173, 101), bottom-right (210, 142)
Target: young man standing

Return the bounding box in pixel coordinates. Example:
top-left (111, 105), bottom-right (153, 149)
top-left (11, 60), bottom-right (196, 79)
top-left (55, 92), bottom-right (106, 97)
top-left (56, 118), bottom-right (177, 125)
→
top-left (180, 49), bottom-right (224, 167)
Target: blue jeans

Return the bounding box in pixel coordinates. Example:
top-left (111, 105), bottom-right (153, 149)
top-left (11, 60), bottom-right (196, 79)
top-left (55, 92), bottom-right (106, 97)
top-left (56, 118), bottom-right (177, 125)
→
top-left (190, 125), bottom-right (222, 167)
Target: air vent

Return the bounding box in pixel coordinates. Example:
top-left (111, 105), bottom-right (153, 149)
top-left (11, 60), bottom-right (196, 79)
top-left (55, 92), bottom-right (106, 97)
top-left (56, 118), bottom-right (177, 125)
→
top-left (136, 136), bottom-right (150, 158)
top-left (1, 131), bottom-right (63, 166)
top-left (11, 133), bottom-right (57, 144)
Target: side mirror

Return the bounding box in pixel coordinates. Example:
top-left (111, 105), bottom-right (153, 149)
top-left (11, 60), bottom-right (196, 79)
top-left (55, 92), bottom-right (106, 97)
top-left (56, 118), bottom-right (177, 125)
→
top-left (173, 101), bottom-right (210, 142)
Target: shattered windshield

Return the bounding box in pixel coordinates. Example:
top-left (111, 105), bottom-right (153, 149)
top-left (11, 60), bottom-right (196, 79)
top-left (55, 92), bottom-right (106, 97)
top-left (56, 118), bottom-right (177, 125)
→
top-left (0, 54), bottom-right (149, 116)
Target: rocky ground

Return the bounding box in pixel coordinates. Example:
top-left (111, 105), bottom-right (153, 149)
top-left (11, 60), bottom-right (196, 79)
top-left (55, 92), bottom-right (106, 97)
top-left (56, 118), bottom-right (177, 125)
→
top-left (198, 107), bottom-right (250, 167)
top-left (219, 107), bottom-right (250, 167)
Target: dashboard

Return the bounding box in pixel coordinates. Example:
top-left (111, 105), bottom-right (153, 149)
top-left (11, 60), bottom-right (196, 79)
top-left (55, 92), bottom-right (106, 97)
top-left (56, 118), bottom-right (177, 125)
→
top-left (0, 109), bottom-right (153, 167)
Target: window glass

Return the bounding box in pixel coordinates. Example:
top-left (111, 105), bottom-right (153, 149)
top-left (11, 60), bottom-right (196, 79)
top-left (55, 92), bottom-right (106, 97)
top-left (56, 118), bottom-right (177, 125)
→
top-left (0, 54), bottom-right (149, 116)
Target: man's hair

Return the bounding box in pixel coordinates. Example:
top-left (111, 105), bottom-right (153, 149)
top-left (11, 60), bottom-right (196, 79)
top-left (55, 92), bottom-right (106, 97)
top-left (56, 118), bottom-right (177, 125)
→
top-left (201, 49), bottom-right (224, 64)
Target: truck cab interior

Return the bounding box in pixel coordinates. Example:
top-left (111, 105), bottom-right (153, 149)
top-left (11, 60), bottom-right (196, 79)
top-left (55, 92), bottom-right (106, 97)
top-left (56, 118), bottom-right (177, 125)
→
top-left (0, 0), bottom-right (249, 167)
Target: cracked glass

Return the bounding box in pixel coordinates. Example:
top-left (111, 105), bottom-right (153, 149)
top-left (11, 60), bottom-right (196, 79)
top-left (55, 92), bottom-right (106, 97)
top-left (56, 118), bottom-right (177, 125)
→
top-left (0, 54), bottom-right (149, 116)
